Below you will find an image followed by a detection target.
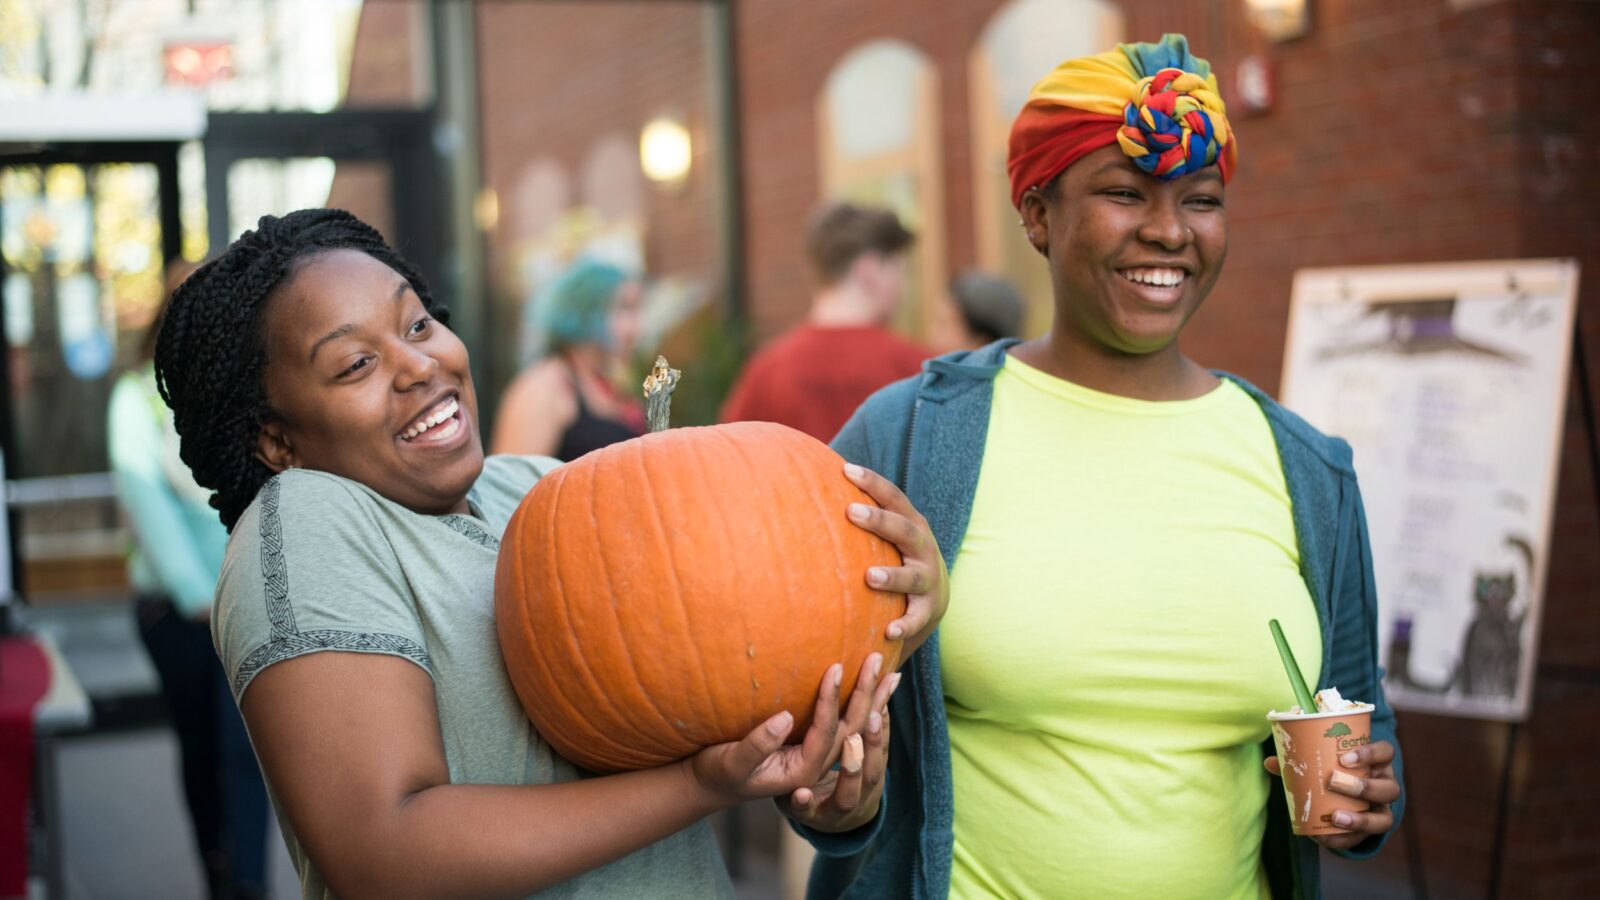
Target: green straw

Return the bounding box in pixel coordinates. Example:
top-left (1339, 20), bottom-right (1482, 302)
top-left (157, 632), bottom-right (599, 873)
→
top-left (1269, 619), bottom-right (1318, 713)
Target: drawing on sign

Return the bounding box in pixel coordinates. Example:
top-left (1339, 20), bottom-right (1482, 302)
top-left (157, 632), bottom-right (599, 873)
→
top-left (1280, 260), bottom-right (1578, 721)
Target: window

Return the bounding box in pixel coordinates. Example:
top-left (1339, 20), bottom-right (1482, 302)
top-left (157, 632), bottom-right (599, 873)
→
top-left (818, 40), bottom-right (944, 339)
top-left (970, 0), bottom-right (1124, 336)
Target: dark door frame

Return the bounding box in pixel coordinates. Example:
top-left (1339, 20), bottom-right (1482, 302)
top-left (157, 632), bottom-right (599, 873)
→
top-left (0, 142), bottom-right (182, 267)
top-left (203, 109), bottom-right (444, 305)
top-left (0, 141), bottom-right (183, 618)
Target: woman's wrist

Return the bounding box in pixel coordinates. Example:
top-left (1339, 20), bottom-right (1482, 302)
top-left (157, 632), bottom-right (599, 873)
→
top-left (675, 757), bottom-right (737, 817)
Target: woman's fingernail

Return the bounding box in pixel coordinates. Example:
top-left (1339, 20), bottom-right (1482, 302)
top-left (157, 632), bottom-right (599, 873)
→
top-left (834, 664), bottom-right (844, 687)
top-left (1341, 751), bottom-right (1359, 767)
top-left (1330, 771), bottom-right (1363, 794)
top-left (868, 567), bottom-right (888, 586)
top-left (869, 711), bottom-right (882, 734)
top-left (1332, 811), bottom-right (1354, 827)
top-left (889, 673), bottom-right (903, 693)
top-left (769, 711), bottom-right (793, 735)
top-left (872, 654), bottom-right (884, 677)
top-left (845, 463), bottom-right (865, 479)
top-left (887, 623), bottom-right (903, 639)
top-left (849, 503), bottom-right (870, 523)
top-left (841, 734), bottom-right (865, 773)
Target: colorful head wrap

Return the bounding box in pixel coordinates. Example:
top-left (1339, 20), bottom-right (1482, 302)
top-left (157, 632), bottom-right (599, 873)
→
top-left (1007, 33), bottom-right (1235, 208)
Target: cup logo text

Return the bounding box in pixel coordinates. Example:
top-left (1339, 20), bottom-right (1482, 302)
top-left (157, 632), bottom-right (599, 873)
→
top-left (1323, 721), bottom-right (1369, 750)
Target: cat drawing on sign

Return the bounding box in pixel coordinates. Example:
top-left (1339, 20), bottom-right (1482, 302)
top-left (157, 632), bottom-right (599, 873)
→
top-left (1456, 570), bottom-right (1524, 698)
top-left (1389, 535), bottom-right (1532, 700)
top-left (1452, 535), bottom-right (1533, 699)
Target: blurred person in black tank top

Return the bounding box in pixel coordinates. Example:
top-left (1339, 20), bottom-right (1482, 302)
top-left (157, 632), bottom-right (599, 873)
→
top-left (492, 260), bottom-right (645, 460)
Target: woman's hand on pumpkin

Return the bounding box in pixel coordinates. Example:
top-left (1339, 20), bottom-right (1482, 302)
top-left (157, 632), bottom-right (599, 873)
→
top-left (685, 662), bottom-right (851, 805)
top-left (843, 463), bottom-right (949, 652)
top-left (778, 656), bottom-right (898, 832)
top-left (1263, 740), bottom-right (1401, 849)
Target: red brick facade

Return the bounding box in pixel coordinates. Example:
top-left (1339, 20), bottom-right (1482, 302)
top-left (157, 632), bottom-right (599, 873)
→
top-left (463, 1), bottom-right (1600, 895)
top-left (475, 3), bottom-right (722, 361)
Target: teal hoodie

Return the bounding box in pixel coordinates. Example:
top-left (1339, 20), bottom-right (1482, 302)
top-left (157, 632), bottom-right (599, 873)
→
top-left (799, 339), bottom-right (1404, 900)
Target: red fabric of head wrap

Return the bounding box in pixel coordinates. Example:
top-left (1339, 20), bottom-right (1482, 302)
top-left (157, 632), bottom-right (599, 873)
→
top-left (1007, 110), bottom-right (1126, 208)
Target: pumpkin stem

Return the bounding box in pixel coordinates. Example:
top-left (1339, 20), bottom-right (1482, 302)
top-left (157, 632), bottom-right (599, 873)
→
top-left (642, 355), bottom-right (681, 433)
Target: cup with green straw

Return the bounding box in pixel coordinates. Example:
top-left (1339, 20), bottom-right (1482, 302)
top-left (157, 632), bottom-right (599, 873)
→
top-left (1266, 618), bottom-right (1374, 836)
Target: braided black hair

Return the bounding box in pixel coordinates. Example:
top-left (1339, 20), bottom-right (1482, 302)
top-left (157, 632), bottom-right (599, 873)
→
top-left (153, 209), bottom-right (450, 531)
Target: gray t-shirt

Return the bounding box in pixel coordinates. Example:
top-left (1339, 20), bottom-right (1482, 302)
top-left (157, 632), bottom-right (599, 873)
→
top-left (214, 455), bottom-right (732, 900)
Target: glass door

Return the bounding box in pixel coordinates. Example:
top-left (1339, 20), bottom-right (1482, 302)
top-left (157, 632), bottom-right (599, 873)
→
top-left (0, 144), bottom-right (180, 603)
top-left (203, 111), bottom-right (439, 297)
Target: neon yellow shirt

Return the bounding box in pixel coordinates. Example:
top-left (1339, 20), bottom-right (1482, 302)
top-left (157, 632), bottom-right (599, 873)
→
top-left (942, 356), bottom-right (1322, 900)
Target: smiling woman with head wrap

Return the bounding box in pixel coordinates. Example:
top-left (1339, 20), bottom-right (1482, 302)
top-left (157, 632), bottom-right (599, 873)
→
top-left (786, 33), bottom-right (1404, 900)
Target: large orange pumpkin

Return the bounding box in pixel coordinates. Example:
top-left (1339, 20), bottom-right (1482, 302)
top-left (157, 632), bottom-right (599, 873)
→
top-left (495, 420), bottom-right (906, 773)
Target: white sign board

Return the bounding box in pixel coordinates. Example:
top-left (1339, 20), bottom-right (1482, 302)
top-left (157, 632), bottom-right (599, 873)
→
top-left (1280, 259), bottom-right (1579, 721)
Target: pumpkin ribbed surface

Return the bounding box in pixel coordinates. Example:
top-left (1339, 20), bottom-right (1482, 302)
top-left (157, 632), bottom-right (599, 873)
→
top-left (494, 420), bottom-right (905, 773)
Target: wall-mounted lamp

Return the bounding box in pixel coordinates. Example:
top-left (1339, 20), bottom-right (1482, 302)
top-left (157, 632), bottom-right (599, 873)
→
top-left (639, 115), bottom-right (692, 187)
top-left (474, 187), bottom-right (500, 232)
top-left (1245, 0), bottom-right (1312, 43)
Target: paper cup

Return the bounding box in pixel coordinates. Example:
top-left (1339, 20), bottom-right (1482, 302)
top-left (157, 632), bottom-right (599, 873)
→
top-left (1267, 706), bottom-right (1374, 836)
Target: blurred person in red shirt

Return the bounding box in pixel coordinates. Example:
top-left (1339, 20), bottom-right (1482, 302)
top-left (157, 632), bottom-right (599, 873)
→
top-left (719, 203), bottom-right (928, 441)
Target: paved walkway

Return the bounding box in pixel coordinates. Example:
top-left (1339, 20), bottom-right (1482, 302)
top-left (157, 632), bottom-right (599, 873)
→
top-left (26, 599), bottom-right (782, 899)
top-left (46, 728), bottom-right (784, 900)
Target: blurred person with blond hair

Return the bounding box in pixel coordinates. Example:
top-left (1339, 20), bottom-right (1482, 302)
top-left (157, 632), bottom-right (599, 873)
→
top-left (719, 202), bottom-right (928, 442)
top-left (491, 259), bottom-right (645, 460)
top-left (929, 269), bottom-right (1027, 353)
top-left (109, 258), bottom-right (270, 900)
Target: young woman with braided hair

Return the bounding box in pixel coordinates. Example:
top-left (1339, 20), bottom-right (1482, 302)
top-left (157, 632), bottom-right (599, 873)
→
top-left (153, 208), bottom-right (946, 899)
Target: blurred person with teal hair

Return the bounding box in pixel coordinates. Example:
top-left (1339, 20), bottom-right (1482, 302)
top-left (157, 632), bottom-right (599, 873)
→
top-left (492, 259), bottom-right (645, 460)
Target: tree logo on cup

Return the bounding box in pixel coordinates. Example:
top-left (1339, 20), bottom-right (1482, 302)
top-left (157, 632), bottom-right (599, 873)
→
top-left (1323, 721), bottom-right (1369, 750)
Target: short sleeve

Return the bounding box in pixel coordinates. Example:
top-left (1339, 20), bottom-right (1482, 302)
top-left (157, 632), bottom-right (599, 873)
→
top-left (469, 454), bottom-right (564, 530)
top-left (213, 471), bottom-right (431, 702)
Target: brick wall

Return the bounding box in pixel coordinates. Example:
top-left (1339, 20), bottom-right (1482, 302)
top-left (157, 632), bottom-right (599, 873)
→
top-left (342, 1), bottom-right (428, 107)
top-left (474, 2), bottom-right (721, 350)
top-left (734, 0), bottom-right (1009, 338)
top-left (1515, 1), bottom-right (1600, 890)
